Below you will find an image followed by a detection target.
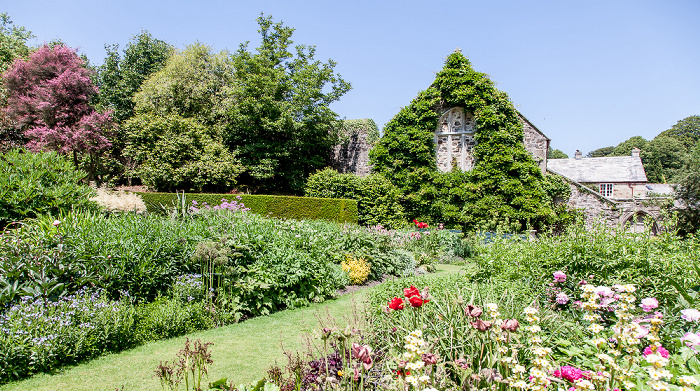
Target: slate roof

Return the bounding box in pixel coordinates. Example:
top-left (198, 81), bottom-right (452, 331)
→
top-left (547, 156), bottom-right (648, 183)
top-left (642, 183), bottom-right (675, 195)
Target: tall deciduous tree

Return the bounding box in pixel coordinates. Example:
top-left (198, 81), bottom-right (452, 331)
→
top-left (0, 13), bottom-right (33, 72)
top-left (96, 31), bottom-right (173, 124)
top-left (124, 44), bottom-right (242, 191)
top-left (224, 15), bottom-right (351, 193)
top-left (3, 45), bottom-right (113, 180)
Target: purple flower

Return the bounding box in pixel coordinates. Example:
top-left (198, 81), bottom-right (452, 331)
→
top-left (640, 297), bottom-right (659, 312)
top-left (553, 271), bottom-right (567, 283)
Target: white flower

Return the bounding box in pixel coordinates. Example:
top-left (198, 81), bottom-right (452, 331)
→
top-left (486, 303), bottom-right (499, 312)
top-left (524, 307), bottom-right (538, 315)
top-left (678, 376), bottom-right (699, 386)
top-left (418, 375), bottom-right (430, 383)
top-left (527, 325), bottom-right (542, 333)
top-left (648, 380), bottom-right (670, 391)
top-left (588, 323), bottom-right (604, 333)
top-left (406, 375), bottom-right (418, 386)
top-left (681, 308), bottom-right (700, 322)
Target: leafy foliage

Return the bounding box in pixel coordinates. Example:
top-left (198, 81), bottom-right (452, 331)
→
top-left (96, 31), bottom-right (174, 124)
top-left (0, 149), bottom-right (95, 227)
top-left (2, 45), bottom-right (113, 180)
top-left (675, 145), bottom-right (700, 236)
top-left (124, 114), bottom-right (242, 192)
top-left (0, 13), bottom-right (33, 73)
top-left (305, 168), bottom-right (406, 228)
top-left (370, 51), bottom-right (552, 231)
top-left (547, 147), bottom-right (568, 159)
top-left (223, 15), bottom-right (351, 193)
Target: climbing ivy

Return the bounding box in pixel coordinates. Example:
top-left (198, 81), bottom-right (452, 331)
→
top-left (370, 51), bottom-right (554, 231)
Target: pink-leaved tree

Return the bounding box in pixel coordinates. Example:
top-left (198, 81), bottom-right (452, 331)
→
top-left (3, 45), bottom-right (113, 180)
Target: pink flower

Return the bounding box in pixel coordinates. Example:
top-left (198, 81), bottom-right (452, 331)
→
top-left (595, 286), bottom-right (614, 297)
top-left (681, 308), bottom-right (700, 322)
top-left (556, 292), bottom-right (570, 305)
top-left (553, 366), bottom-right (584, 382)
top-left (53, 220), bottom-right (61, 226)
top-left (640, 297), bottom-right (659, 312)
top-left (643, 345), bottom-right (669, 358)
top-left (553, 271), bottom-right (567, 283)
top-left (681, 332), bottom-right (700, 350)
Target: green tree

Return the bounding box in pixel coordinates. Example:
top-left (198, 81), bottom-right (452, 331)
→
top-left (643, 135), bottom-right (687, 183)
top-left (547, 147), bottom-right (568, 159)
top-left (0, 13), bottom-right (33, 72)
top-left (675, 145), bottom-right (700, 236)
top-left (370, 51), bottom-right (552, 231)
top-left (611, 135), bottom-right (648, 156)
top-left (96, 31), bottom-right (174, 124)
top-left (124, 114), bottom-right (242, 192)
top-left (223, 15), bottom-right (351, 194)
top-left (125, 44), bottom-right (240, 191)
top-left (586, 146), bottom-right (614, 157)
top-left (658, 115), bottom-right (700, 150)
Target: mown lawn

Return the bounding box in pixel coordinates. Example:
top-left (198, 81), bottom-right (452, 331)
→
top-left (1, 264), bottom-right (466, 391)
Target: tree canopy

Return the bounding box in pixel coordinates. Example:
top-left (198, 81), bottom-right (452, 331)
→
top-left (2, 45), bottom-right (113, 180)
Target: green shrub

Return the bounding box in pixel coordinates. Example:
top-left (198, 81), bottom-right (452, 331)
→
top-left (137, 192), bottom-right (359, 224)
top-left (305, 168), bottom-right (406, 228)
top-left (0, 149), bottom-right (96, 227)
top-left (132, 297), bottom-right (213, 344)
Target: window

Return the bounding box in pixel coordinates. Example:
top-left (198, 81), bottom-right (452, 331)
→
top-left (599, 183), bottom-right (613, 197)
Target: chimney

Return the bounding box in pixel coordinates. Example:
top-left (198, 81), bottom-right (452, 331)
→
top-left (575, 150), bottom-right (582, 160)
top-left (631, 147), bottom-right (640, 157)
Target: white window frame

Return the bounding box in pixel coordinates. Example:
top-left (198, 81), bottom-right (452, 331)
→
top-left (599, 183), bottom-right (614, 197)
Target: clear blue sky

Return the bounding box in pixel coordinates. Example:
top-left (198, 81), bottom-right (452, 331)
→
top-left (5, 0), bottom-right (699, 156)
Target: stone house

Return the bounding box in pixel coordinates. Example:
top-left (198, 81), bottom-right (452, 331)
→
top-left (547, 148), bottom-right (674, 233)
top-left (331, 110), bottom-right (671, 233)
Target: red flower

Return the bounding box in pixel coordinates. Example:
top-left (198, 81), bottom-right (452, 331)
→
top-left (409, 295), bottom-right (429, 307)
top-left (388, 297), bottom-right (404, 310)
top-left (403, 285), bottom-right (420, 298)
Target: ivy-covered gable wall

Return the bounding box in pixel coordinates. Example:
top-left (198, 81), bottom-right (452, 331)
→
top-left (369, 51), bottom-right (553, 231)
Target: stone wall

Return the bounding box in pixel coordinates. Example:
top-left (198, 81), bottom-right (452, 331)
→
top-left (521, 118), bottom-right (549, 174)
top-left (565, 178), bottom-right (621, 229)
top-left (556, 172), bottom-right (668, 232)
top-left (330, 129), bottom-right (372, 177)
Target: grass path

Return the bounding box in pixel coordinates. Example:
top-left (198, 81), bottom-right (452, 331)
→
top-left (1, 264), bottom-right (465, 391)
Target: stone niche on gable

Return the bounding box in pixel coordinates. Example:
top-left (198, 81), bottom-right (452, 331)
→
top-left (435, 107), bottom-right (477, 172)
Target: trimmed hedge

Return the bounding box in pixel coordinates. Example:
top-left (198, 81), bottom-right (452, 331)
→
top-left (136, 192), bottom-right (358, 224)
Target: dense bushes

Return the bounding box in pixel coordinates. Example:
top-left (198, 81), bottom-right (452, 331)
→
top-left (470, 223), bottom-right (700, 309)
top-left (305, 168), bottom-right (405, 228)
top-left (0, 208), bottom-right (464, 382)
top-left (137, 191), bottom-right (359, 224)
top-left (0, 149), bottom-right (96, 227)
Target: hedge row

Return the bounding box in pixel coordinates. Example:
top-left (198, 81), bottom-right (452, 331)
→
top-left (136, 192), bottom-right (359, 224)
